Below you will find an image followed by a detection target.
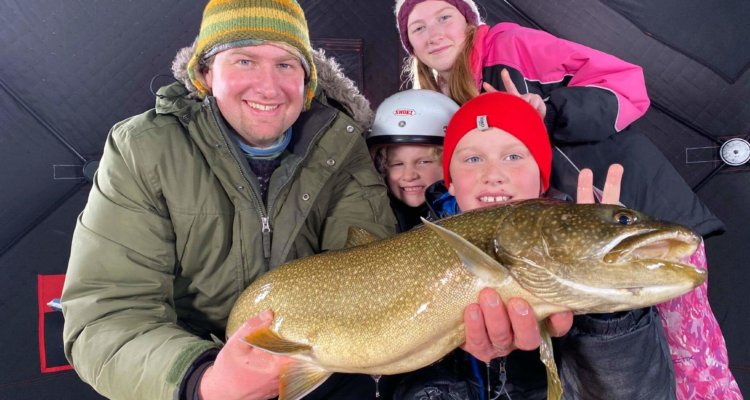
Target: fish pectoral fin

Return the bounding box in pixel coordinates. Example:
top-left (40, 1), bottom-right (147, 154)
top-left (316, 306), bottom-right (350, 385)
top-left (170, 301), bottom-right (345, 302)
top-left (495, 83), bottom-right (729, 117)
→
top-left (492, 244), bottom-right (521, 267)
top-left (539, 325), bottom-right (563, 400)
top-left (279, 362), bottom-right (332, 400)
top-left (243, 328), bottom-right (312, 355)
top-left (345, 226), bottom-right (380, 248)
top-left (509, 261), bottom-right (601, 310)
top-left (421, 217), bottom-right (509, 283)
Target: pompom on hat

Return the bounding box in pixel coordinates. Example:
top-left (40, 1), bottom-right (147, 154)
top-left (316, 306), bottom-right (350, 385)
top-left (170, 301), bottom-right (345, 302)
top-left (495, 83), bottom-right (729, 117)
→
top-left (394, 0), bottom-right (481, 54)
top-left (442, 92), bottom-right (552, 191)
top-left (187, 0), bottom-right (317, 109)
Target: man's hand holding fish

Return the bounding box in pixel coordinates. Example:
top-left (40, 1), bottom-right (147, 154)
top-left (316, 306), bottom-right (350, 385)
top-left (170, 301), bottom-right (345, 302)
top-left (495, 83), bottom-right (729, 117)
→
top-left (200, 311), bottom-right (292, 400)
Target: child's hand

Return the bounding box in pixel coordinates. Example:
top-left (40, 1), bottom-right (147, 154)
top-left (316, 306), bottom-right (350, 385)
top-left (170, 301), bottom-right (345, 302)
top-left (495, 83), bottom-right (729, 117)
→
top-left (577, 164), bottom-right (624, 205)
top-left (482, 69), bottom-right (546, 119)
top-left (460, 289), bottom-right (573, 362)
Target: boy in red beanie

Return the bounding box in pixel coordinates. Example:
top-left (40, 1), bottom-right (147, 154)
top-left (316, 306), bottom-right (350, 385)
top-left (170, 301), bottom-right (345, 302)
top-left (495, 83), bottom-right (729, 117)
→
top-left (394, 92), bottom-right (679, 400)
top-left (442, 91), bottom-right (554, 211)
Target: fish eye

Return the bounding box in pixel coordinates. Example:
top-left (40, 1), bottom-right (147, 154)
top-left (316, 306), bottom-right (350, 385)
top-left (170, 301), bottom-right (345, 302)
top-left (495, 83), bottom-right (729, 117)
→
top-left (614, 211), bottom-right (637, 225)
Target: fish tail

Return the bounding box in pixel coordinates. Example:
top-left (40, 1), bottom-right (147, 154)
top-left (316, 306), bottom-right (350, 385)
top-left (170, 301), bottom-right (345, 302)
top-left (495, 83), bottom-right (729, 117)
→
top-left (279, 362), bottom-right (332, 400)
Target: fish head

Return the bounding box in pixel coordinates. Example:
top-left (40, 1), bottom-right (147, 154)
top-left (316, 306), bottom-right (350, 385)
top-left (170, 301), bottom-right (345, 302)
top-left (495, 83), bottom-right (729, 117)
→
top-left (491, 200), bottom-right (705, 311)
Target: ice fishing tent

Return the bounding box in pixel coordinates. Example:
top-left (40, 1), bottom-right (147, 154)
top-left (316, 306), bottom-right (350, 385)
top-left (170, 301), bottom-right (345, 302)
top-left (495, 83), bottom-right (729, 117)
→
top-left (1, 0), bottom-right (747, 398)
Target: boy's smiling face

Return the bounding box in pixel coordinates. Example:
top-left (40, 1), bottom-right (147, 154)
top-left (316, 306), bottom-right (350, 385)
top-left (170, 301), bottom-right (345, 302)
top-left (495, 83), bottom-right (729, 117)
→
top-left (386, 144), bottom-right (443, 207)
top-left (448, 127), bottom-right (541, 211)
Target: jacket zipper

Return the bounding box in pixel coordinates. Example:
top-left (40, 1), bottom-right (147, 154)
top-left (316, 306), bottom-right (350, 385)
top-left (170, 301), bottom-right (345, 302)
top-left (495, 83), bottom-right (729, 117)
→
top-left (207, 101), bottom-right (273, 262)
top-left (264, 107), bottom-right (338, 255)
top-left (208, 99), bottom-right (340, 264)
top-left (260, 216), bottom-right (271, 259)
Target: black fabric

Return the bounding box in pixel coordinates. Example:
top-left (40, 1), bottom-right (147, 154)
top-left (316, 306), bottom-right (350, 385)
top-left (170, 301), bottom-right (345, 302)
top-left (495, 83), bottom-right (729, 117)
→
top-left (389, 193), bottom-right (431, 232)
top-left (551, 128), bottom-right (725, 237)
top-left (558, 307), bottom-right (676, 399)
top-left (599, 0), bottom-right (750, 83)
top-left (393, 350), bottom-right (547, 400)
top-left (42, 312), bottom-right (69, 369)
top-left (393, 358), bottom-right (481, 400)
top-left (302, 373), bottom-right (404, 400)
top-left (44, 312), bottom-right (68, 368)
top-left (0, 190), bottom-right (103, 399)
top-left (179, 349), bottom-right (218, 400)
top-left (246, 157), bottom-right (283, 204)
top-left (390, 309), bottom-right (674, 400)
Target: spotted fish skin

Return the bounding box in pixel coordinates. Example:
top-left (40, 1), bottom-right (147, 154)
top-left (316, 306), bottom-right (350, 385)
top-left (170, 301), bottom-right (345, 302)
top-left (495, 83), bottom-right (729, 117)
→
top-left (228, 215), bottom-right (482, 374)
top-left (226, 199), bottom-right (705, 399)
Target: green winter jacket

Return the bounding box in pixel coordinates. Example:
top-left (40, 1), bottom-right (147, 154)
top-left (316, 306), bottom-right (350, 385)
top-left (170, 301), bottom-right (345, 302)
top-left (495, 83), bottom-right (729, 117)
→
top-left (61, 53), bottom-right (396, 399)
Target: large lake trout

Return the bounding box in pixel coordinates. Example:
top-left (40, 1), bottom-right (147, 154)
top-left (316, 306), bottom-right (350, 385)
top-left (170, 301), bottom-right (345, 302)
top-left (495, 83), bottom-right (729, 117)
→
top-left (227, 199), bottom-right (705, 400)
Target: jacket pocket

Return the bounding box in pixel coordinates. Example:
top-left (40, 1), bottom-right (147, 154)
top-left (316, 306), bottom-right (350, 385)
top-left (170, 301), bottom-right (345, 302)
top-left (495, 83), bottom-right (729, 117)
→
top-left (350, 169), bottom-right (390, 218)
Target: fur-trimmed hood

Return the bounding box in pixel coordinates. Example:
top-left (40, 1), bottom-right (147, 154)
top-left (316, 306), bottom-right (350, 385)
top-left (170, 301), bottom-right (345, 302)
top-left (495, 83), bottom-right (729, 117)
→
top-left (171, 44), bottom-right (373, 129)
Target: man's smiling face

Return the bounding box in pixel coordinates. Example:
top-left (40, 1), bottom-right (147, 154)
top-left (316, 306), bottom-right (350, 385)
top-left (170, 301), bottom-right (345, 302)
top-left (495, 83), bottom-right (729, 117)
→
top-left (205, 44), bottom-right (306, 147)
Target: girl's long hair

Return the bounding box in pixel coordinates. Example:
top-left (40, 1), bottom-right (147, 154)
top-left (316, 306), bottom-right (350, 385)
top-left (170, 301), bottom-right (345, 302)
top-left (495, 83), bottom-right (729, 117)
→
top-left (402, 24), bottom-right (479, 105)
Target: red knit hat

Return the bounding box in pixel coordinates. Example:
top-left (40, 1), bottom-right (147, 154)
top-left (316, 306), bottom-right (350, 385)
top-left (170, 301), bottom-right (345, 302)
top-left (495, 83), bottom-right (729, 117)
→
top-left (395, 0), bottom-right (481, 54)
top-left (442, 92), bottom-right (552, 191)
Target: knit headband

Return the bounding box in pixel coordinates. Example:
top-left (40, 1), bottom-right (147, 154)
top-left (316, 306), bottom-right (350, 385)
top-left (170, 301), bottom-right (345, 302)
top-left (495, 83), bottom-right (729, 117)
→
top-left (188, 0), bottom-right (317, 109)
top-left (442, 92), bottom-right (552, 191)
top-left (394, 0), bottom-right (481, 54)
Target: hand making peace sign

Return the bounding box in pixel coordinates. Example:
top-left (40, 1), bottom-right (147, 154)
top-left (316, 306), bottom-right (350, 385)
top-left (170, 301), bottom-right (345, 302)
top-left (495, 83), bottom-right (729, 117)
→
top-left (483, 68), bottom-right (547, 119)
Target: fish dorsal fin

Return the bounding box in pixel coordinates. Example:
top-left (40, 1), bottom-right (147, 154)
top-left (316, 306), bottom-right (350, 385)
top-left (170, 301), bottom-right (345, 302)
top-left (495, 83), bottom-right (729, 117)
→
top-left (421, 218), bottom-right (508, 284)
top-left (279, 362), bottom-right (333, 400)
top-left (243, 328), bottom-right (312, 355)
top-left (345, 226), bottom-right (379, 248)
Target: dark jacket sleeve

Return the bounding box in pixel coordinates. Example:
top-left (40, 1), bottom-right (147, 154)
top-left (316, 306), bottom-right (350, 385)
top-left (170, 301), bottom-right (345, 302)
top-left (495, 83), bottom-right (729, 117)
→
top-left (555, 307), bottom-right (676, 399)
top-left (178, 349), bottom-right (218, 400)
top-left (551, 129), bottom-right (725, 236)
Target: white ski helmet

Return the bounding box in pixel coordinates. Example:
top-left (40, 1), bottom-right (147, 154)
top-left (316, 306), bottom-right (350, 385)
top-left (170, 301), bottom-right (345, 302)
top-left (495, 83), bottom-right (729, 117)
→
top-left (367, 89), bottom-right (459, 147)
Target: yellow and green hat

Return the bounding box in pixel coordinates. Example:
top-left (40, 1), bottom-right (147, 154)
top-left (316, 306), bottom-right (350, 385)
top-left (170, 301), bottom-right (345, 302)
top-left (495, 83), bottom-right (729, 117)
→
top-left (188, 0), bottom-right (317, 109)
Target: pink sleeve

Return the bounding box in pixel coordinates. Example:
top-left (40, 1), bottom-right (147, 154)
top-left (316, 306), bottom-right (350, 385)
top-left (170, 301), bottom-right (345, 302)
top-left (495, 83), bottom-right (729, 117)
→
top-left (656, 242), bottom-right (743, 399)
top-left (481, 23), bottom-right (650, 131)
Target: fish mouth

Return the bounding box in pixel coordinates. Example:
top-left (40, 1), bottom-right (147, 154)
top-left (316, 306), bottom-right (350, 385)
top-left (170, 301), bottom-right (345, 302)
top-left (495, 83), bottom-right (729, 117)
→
top-left (604, 228), bottom-right (701, 264)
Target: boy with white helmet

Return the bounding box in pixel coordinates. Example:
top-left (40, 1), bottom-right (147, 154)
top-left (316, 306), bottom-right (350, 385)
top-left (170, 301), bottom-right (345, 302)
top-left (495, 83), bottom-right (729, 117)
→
top-left (368, 89), bottom-right (459, 231)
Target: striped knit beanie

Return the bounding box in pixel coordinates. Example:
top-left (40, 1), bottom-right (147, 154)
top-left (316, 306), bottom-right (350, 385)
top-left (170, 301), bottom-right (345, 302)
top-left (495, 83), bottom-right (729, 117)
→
top-left (443, 92), bottom-right (551, 191)
top-left (395, 0), bottom-right (481, 54)
top-left (188, 0), bottom-right (317, 109)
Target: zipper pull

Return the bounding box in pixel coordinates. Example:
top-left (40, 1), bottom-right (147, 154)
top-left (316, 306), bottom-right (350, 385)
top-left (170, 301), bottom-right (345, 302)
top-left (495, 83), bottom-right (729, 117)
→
top-left (261, 216), bottom-right (272, 259)
top-left (491, 357), bottom-right (509, 400)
